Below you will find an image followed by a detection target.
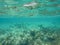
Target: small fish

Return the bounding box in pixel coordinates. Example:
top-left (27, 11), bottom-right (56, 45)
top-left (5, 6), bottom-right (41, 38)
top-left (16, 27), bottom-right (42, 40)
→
top-left (23, 2), bottom-right (37, 7)
top-left (23, 2), bottom-right (38, 9)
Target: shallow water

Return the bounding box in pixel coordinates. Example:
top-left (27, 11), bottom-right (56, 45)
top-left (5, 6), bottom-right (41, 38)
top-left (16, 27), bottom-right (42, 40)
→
top-left (0, 0), bottom-right (60, 45)
top-left (0, 0), bottom-right (60, 17)
top-left (0, 16), bottom-right (60, 45)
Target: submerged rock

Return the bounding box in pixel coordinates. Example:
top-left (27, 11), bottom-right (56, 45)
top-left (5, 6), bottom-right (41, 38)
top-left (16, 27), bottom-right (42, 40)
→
top-left (30, 30), bottom-right (36, 37)
top-left (40, 36), bottom-right (56, 42)
top-left (0, 23), bottom-right (60, 45)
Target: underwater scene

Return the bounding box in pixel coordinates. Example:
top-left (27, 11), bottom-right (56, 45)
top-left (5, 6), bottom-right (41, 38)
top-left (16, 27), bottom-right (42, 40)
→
top-left (0, 0), bottom-right (60, 45)
top-left (0, 0), bottom-right (60, 17)
top-left (0, 16), bottom-right (60, 45)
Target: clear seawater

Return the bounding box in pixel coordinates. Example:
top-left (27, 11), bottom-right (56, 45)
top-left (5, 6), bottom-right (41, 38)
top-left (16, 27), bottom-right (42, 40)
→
top-left (0, 0), bottom-right (60, 45)
top-left (0, 16), bottom-right (60, 45)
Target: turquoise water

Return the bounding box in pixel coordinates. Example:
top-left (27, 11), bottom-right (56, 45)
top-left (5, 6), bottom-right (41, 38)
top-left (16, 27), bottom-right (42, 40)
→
top-left (0, 16), bottom-right (60, 45)
top-left (0, 0), bottom-right (60, 17)
top-left (0, 0), bottom-right (60, 45)
top-left (0, 17), bottom-right (60, 24)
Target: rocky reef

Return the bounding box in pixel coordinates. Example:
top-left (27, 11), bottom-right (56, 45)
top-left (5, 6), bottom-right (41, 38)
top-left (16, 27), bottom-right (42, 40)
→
top-left (0, 23), bottom-right (60, 45)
